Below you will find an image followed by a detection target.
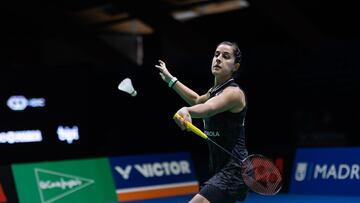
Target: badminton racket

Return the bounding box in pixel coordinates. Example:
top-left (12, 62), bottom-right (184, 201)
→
top-left (173, 113), bottom-right (282, 195)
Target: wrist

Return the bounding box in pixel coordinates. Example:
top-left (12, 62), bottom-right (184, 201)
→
top-left (168, 77), bottom-right (178, 88)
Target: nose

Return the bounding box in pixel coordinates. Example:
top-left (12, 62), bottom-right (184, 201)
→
top-left (216, 57), bottom-right (221, 63)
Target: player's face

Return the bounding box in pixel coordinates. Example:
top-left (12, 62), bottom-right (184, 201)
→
top-left (211, 44), bottom-right (237, 77)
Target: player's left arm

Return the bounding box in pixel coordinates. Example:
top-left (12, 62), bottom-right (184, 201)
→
top-left (187, 86), bottom-right (245, 118)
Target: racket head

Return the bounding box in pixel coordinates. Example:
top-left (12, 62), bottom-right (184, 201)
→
top-left (241, 154), bottom-right (282, 195)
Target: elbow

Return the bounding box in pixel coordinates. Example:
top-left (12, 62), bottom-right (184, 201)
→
top-left (193, 99), bottom-right (200, 106)
top-left (192, 96), bottom-right (202, 106)
top-left (185, 97), bottom-right (197, 106)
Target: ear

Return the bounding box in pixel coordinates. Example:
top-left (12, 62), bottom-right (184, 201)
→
top-left (234, 63), bottom-right (240, 72)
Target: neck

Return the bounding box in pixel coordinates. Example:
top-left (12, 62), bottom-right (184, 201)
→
top-left (214, 76), bottom-right (232, 87)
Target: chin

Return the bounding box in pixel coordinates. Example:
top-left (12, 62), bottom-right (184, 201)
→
top-left (211, 72), bottom-right (222, 77)
top-left (212, 68), bottom-right (219, 73)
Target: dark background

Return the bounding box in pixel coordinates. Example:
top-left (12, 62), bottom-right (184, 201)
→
top-left (2, 0), bottom-right (360, 192)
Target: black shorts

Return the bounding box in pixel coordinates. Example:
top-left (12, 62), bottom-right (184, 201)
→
top-left (199, 184), bottom-right (246, 203)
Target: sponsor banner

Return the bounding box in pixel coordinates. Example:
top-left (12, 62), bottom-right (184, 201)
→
top-left (0, 165), bottom-right (19, 203)
top-left (290, 147), bottom-right (360, 196)
top-left (109, 152), bottom-right (199, 202)
top-left (12, 158), bottom-right (117, 203)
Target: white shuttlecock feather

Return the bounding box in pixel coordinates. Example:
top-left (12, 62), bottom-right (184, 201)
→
top-left (118, 78), bottom-right (137, 96)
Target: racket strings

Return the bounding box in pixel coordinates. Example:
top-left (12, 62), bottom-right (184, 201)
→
top-left (241, 156), bottom-right (282, 195)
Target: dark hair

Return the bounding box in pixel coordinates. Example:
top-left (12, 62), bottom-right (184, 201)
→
top-left (218, 41), bottom-right (242, 64)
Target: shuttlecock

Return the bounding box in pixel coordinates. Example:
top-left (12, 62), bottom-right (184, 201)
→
top-left (118, 78), bottom-right (137, 96)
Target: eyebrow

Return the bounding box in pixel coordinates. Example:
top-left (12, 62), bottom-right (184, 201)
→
top-left (215, 51), bottom-right (232, 57)
top-left (215, 50), bottom-right (231, 54)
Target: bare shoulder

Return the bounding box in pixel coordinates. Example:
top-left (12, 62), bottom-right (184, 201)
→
top-left (223, 86), bottom-right (245, 99)
top-left (223, 86), bottom-right (246, 111)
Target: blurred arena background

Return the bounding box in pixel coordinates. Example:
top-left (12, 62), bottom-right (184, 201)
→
top-left (2, 0), bottom-right (359, 202)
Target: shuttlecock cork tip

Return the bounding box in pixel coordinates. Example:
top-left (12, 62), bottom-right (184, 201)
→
top-left (118, 78), bottom-right (137, 96)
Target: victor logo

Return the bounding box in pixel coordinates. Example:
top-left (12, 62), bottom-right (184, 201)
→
top-left (35, 168), bottom-right (94, 203)
top-left (0, 183), bottom-right (7, 202)
top-left (115, 160), bottom-right (191, 180)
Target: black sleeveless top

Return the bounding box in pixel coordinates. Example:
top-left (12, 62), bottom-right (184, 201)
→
top-left (203, 78), bottom-right (249, 198)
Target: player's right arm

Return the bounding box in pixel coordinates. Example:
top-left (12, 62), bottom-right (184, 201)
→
top-left (172, 81), bottom-right (210, 105)
top-left (155, 59), bottom-right (209, 105)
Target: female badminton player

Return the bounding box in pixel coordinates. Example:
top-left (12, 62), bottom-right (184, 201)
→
top-left (155, 41), bottom-right (249, 203)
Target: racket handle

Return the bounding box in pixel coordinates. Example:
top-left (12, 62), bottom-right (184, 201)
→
top-left (173, 113), bottom-right (240, 162)
top-left (173, 113), bottom-right (208, 140)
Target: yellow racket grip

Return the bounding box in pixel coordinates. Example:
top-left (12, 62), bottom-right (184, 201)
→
top-left (173, 113), bottom-right (208, 140)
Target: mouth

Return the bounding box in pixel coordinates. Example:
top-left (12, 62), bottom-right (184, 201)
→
top-left (213, 65), bottom-right (221, 69)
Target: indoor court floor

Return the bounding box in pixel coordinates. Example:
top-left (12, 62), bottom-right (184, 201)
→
top-left (121, 193), bottom-right (360, 203)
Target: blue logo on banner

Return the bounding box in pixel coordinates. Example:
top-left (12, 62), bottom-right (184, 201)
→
top-left (109, 152), bottom-right (198, 189)
top-left (290, 147), bottom-right (360, 196)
